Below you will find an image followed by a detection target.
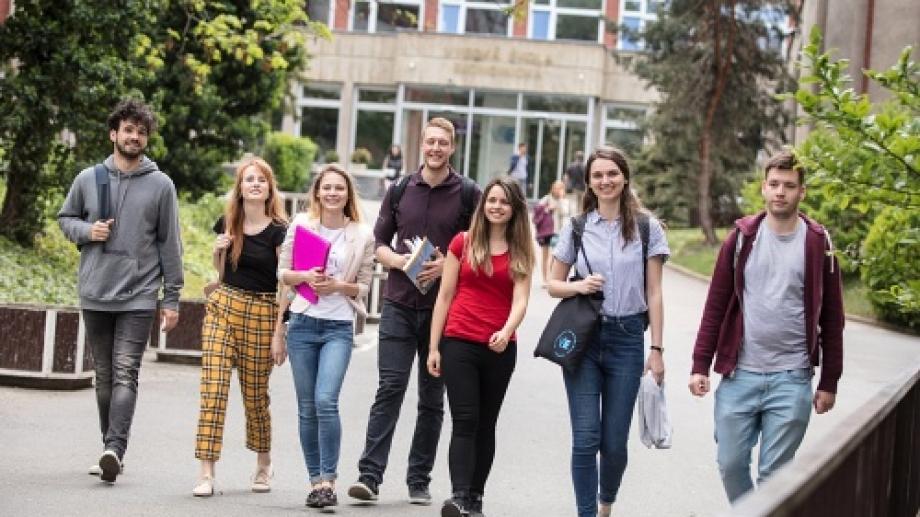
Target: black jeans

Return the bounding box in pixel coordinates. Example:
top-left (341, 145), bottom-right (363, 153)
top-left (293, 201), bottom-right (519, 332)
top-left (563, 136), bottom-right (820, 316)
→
top-left (82, 309), bottom-right (154, 460)
top-left (441, 337), bottom-right (516, 497)
top-left (357, 301), bottom-right (444, 487)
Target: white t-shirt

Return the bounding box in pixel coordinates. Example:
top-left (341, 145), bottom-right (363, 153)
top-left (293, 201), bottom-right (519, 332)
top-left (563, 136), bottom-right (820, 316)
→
top-left (304, 225), bottom-right (354, 321)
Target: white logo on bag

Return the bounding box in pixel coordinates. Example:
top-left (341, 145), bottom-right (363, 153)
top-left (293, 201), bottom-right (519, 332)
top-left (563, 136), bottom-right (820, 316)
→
top-left (554, 330), bottom-right (577, 358)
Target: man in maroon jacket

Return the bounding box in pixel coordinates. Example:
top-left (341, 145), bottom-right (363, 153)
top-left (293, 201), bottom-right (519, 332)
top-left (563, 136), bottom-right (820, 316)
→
top-left (688, 151), bottom-right (844, 503)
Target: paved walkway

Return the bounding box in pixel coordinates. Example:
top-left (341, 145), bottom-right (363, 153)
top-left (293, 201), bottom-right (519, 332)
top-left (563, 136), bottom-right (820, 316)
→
top-left (2, 257), bottom-right (919, 516)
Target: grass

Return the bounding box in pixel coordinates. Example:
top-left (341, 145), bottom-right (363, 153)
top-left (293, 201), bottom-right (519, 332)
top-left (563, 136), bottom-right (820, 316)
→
top-left (666, 227), bottom-right (879, 321)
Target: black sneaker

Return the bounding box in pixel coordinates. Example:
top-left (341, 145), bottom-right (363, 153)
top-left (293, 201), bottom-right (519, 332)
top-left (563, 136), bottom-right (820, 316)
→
top-left (98, 450), bottom-right (122, 483)
top-left (441, 495), bottom-right (470, 517)
top-left (469, 491), bottom-right (484, 517)
top-left (408, 484), bottom-right (432, 505)
top-left (347, 476), bottom-right (379, 501)
top-left (306, 488), bottom-right (322, 508)
top-left (317, 487), bottom-right (338, 508)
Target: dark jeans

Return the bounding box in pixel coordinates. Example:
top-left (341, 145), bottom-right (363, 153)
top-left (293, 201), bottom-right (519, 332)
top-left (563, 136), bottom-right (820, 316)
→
top-left (82, 309), bottom-right (155, 460)
top-left (564, 313), bottom-right (646, 517)
top-left (357, 301), bottom-right (444, 487)
top-left (441, 337), bottom-right (516, 497)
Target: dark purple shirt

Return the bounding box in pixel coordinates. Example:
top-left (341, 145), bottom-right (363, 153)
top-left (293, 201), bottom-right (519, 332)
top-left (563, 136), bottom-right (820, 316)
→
top-left (374, 167), bottom-right (481, 309)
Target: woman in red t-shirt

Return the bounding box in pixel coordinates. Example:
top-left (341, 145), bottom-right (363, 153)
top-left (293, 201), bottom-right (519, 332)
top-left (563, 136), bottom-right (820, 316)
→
top-left (427, 177), bottom-right (535, 517)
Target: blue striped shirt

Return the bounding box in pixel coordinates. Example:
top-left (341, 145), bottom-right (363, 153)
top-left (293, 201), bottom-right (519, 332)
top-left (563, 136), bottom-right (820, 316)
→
top-left (553, 210), bottom-right (670, 317)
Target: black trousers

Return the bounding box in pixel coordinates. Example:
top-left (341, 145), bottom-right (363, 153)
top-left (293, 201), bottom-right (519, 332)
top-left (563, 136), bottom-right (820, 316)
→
top-left (441, 337), bottom-right (516, 496)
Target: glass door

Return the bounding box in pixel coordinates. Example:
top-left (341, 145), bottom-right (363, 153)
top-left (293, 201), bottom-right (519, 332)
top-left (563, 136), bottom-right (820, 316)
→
top-left (523, 117), bottom-right (562, 200)
top-left (469, 114), bottom-right (516, 188)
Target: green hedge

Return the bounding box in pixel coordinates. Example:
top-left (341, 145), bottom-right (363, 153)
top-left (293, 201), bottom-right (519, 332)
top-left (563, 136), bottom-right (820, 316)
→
top-left (861, 207), bottom-right (920, 329)
top-left (262, 132), bottom-right (317, 192)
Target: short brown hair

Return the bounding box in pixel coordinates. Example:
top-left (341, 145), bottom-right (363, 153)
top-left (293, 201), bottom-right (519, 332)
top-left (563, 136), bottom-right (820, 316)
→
top-left (422, 117), bottom-right (455, 145)
top-left (764, 150), bottom-right (805, 184)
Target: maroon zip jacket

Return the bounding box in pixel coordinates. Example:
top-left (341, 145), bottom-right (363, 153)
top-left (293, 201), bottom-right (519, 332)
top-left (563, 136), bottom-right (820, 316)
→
top-left (691, 212), bottom-right (845, 393)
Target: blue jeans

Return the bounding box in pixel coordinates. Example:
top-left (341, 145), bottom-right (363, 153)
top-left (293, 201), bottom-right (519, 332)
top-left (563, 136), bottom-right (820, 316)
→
top-left (82, 309), bottom-right (155, 460)
top-left (287, 313), bottom-right (354, 483)
top-left (357, 301), bottom-right (444, 487)
top-left (714, 368), bottom-right (813, 502)
top-left (563, 314), bottom-right (646, 517)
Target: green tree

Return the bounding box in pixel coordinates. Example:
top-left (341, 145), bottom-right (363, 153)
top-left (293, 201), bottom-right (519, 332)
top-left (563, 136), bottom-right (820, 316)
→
top-left (790, 28), bottom-right (919, 325)
top-left (0, 2), bottom-right (155, 245)
top-left (148, 0), bottom-right (320, 196)
top-left (262, 132), bottom-right (317, 192)
top-left (628, 0), bottom-right (796, 241)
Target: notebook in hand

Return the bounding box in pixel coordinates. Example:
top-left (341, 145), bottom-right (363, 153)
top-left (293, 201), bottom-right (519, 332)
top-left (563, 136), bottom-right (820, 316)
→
top-left (402, 236), bottom-right (438, 295)
top-left (293, 225), bottom-right (331, 304)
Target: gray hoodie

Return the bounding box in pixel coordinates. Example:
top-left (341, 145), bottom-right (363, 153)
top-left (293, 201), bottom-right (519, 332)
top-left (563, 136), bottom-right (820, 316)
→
top-left (58, 155), bottom-right (184, 312)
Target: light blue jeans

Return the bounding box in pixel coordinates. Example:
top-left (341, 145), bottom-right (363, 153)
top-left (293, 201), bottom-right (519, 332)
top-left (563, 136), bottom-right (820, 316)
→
top-left (714, 368), bottom-right (813, 502)
top-left (563, 314), bottom-right (646, 517)
top-left (287, 313), bottom-right (354, 483)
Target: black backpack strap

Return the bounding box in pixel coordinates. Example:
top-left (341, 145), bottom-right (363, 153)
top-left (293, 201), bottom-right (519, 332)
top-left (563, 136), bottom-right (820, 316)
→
top-left (94, 163), bottom-right (110, 221)
top-left (457, 175), bottom-right (477, 232)
top-left (388, 174), bottom-right (412, 224)
top-left (639, 212), bottom-right (650, 301)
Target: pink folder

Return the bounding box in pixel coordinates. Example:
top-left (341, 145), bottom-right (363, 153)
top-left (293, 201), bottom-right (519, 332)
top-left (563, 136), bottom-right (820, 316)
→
top-left (292, 225), bottom-right (331, 304)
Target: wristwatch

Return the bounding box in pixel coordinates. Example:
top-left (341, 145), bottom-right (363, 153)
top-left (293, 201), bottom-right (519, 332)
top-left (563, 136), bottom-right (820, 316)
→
top-left (650, 345), bottom-right (664, 353)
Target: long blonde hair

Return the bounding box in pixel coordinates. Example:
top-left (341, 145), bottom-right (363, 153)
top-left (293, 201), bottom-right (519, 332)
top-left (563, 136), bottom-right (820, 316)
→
top-left (307, 163), bottom-right (362, 223)
top-left (465, 177), bottom-right (535, 280)
top-left (224, 157), bottom-right (288, 269)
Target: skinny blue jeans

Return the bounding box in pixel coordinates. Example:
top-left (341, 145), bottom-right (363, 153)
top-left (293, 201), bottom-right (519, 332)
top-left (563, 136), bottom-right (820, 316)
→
top-left (714, 368), bottom-right (813, 502)
top-left (563, 313), bottom-right (646, 517)
top-left (287, 313), bottom-right (354, 483)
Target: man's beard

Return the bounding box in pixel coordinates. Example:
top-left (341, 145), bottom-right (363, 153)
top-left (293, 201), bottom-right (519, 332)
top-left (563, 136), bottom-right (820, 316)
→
top-left (116, 141), bottom-right (144, 160)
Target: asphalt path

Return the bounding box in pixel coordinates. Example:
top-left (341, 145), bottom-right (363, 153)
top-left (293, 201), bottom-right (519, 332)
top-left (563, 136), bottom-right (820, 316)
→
top-left (2, 201), bottom-right (918, 516)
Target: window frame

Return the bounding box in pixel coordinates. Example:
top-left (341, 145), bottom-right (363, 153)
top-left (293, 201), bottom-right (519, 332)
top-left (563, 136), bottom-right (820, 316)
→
top-left (349, 0), bottom-right (425, 33)
top-left (528, 0), bottom-right (604, 44)
top-left (438, 0), bottom-right (514, 37)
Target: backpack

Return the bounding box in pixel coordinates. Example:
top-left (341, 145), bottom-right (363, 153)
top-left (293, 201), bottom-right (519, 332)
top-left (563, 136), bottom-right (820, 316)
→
top-left (77, 164), bottom-right (110, 250)
top-left (571, 211), bottom-right (651, 326)
top-left (388, 173), bottom-right (478, 233)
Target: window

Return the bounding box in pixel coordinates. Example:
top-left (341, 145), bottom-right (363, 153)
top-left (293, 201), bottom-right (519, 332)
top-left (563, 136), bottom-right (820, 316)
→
top-left (307, 0), bottom-right (333, 26)
top-left (523, 94), bottom-right (588, 115)
top-left (405, 85), bottom-right (470, 106)
top-left (352, 0), bottom-right (422, 33)
top-left (439, 1), bottom-right (511, 36)
top-left (602, 103), bottom-right (647, 155)
top-left (300, 83), bottom-right (342, 162)
top-left (529, 0), bottom-right (602, 43)
top-left (618, 0), bottom-right (658, 50)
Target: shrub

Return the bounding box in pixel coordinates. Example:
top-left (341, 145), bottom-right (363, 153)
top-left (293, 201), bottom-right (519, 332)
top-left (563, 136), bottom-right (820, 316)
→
top-left (262, 132), bottom-right (317, 192)
top-left (861, 207), bottom-right (920, 329)
top-left (350, 147), bottom-right (372, 165)
top-left (323, 148), bottom-right (339, 163)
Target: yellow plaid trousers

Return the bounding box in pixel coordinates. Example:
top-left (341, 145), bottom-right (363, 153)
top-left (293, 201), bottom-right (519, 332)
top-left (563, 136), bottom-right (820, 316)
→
top-left (195, 284), bottom-right (278, 460)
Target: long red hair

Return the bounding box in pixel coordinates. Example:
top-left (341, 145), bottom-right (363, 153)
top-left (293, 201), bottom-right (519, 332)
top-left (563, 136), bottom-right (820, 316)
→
top-left (224, 157), bottom-right (288, 269)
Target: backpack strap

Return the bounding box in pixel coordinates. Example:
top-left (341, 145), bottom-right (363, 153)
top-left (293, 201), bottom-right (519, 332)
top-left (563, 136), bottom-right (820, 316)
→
top-left (388, 174), bottom-right (412, 224)
top-left (94, 164), bottom-right (110, 221)
top-left (639, 212), bottom-right (650, 302)
top-left (457, 175), bottom-right (477, 232)
top-left (733, 227), bottom-right (744, 271)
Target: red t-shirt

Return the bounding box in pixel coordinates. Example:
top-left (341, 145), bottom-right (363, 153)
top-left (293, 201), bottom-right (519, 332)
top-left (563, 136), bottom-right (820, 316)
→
top-left (443, 232), bottom-right (516, 345)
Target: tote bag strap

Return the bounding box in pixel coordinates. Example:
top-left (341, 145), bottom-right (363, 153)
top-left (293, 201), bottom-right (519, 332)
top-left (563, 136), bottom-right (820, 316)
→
top-left (570, 215), bottom-right (594, 277)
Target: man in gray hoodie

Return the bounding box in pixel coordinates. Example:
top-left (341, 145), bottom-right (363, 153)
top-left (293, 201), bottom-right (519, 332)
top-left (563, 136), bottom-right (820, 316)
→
top-left (58, 99), bottom-right (184, 484)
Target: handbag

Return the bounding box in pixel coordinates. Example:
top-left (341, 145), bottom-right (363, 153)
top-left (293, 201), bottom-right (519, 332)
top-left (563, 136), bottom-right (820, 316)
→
top-left (534, 215), bottom-right (603, 373)
top-left (202, 248), bottom-right (226, 298)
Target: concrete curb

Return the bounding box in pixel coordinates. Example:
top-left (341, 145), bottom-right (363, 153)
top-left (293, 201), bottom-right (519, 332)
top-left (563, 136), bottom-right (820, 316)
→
top-left (663, 263), bottom-right (918, 335)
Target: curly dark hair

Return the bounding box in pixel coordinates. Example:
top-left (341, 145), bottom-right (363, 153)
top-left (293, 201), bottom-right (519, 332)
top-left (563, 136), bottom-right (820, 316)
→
top-left (106, 99), bottom-right (156, 134)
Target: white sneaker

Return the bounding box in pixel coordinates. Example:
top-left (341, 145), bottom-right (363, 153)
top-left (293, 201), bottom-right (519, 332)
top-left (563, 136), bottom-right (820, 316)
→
top-left (88, 464), bottom-right (102, 476)
top-left (192, 477), bottom-right (215, 497)
top-left (99, 450), bottom-right (122, 483)
top-left (250, 466), bottom-right (272, 493)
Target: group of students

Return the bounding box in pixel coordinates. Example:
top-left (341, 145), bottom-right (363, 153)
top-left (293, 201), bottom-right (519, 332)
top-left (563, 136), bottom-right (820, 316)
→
top-left (60, 99), bottom-right (844, 517)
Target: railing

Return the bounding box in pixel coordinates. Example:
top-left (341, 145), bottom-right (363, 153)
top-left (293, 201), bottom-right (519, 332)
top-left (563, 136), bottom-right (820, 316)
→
top-left (725, 360), bottom-right (920, 517)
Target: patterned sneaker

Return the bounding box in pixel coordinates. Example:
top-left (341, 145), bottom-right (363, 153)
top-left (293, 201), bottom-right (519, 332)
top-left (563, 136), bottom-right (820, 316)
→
top-left (408, 484), bottom-right (432, 505)
top-left (441, 494), bottom-right (470, 517)
top-left (317, 486), bottom-right (338, 508)
top-left (306, 488), bottom-right (322, 508)
top-left (98, 450), bottom-right (122, 483)
top-left (347, 476), bottom-right (379, 501)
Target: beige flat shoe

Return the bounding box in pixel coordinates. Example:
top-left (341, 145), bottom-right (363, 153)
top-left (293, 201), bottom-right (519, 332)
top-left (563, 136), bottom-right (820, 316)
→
top-left (598, 503), bottom-right (612, 517)
top-left (192, 476), bottom-right (214, 497)
top-left (251, 467), bottom-right (272, 493)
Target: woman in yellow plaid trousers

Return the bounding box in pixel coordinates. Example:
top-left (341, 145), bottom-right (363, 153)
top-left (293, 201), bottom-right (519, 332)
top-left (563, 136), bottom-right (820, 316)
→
top-left (277, 164), bottom-right (375, 510)
top-left (192, 157), bottom-right (289, 497)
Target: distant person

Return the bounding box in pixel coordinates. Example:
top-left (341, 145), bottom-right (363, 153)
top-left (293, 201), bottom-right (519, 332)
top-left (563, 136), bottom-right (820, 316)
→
top-left (192, 157), bottom-right (289, 497)
top-left (507, 142), bottom-right (529, 198)
top-left (427, 177), bottom-right (535, 517)
top-left (383, 144), bottom-right (404, 188)
top-left (278, 164), bottom-right (375, 510)
top-left (58, 99), bottom-right (184, 484)
top-left (689, 150), bottom-right (844, 503)
top-left (547, 145), bottom-right (668, 517)
top-left (563, 150), bottom-right (586, 209)
top-left (348, 118), bottom-right (481, 506)
top-left (535, 180), bottom-right (575, 285)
